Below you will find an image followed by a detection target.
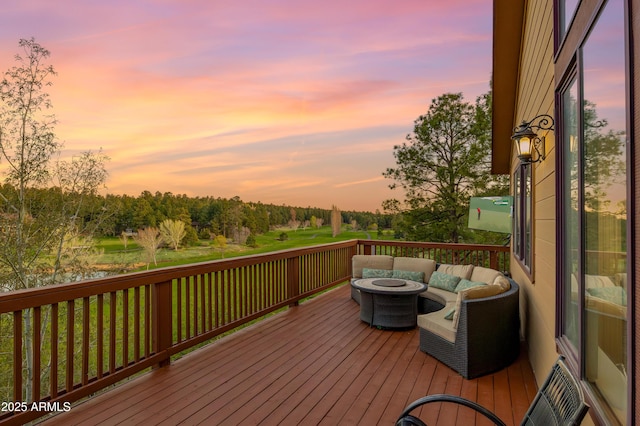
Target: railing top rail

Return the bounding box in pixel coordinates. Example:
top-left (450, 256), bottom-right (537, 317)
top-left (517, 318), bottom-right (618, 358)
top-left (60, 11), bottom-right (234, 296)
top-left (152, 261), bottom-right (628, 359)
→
top-left (356, 239), bottom-right (510, 252)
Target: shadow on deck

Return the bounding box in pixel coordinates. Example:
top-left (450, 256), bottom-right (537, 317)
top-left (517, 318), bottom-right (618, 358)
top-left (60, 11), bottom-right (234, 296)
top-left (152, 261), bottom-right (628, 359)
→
top-left (40, 284), bottom-right (537, 425)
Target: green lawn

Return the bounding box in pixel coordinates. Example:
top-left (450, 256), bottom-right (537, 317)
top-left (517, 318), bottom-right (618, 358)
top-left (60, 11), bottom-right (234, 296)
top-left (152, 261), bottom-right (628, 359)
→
top-left (96, 226), bottom-right (393, 271)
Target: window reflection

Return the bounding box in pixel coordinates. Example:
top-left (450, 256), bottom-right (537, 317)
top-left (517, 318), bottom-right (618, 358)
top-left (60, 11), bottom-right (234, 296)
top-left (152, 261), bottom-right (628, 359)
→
top-left (582, 0), bottom-right (627, 422)
top-left (560, 0), bottom-right (580, 39)
top-left (562, 79), bottom-right (579, 349)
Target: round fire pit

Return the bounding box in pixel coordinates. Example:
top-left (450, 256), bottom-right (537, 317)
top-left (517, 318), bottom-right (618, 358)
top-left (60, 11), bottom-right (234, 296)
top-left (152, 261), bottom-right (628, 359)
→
top-left (351, 278), bottom-right (427, 329)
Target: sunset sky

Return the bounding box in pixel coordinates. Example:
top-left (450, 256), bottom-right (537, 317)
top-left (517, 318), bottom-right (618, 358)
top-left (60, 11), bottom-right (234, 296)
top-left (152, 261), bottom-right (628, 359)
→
top-left (0, 0), bottom-right (494, 212)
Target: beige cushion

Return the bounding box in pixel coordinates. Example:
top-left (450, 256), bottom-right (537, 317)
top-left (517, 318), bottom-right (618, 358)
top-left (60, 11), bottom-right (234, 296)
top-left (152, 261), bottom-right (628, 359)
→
top-left (586, 295), bottom-right (627, 319)
top-left (420, 287), bottom-right (458, 305)
top-left (417, 309), bottom-right (457, 342)
top-left (393, 257), bottom-right (437, 282)
top-left (452, 284), bottom-right (506, 329)
top-left (437, 264), bottom-right (473, 280)
top-left (585, 274), bottom-right (616, 288)
top-left (351, 255), bottom-right (393, 278)
top-left (470, 266), bottom-right (502, 284)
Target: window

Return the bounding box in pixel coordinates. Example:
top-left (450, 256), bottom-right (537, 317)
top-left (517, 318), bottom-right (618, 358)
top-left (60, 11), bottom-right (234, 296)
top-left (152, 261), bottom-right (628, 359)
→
top-left (560, 76), bottom-right (579, 349)
top-left (558, 0), bottom-right (580, 41)
top-left (513, 163), bottom-right (532, 271)
top-left (558, 0), bottom-right (628, 423)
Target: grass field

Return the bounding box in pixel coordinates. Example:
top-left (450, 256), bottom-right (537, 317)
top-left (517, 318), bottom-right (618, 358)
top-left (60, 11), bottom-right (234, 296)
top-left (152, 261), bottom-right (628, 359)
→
top-left (96, 226), bottom-right (391, 272)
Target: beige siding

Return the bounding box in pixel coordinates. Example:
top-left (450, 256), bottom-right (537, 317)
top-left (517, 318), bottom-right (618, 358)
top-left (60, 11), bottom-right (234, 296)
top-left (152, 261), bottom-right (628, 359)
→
top-left (511, 0), bottom-right (558, 384)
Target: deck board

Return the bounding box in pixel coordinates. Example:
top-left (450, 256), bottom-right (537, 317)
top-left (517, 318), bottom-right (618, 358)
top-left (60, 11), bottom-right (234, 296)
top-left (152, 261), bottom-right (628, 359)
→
top-left (40, 283), bottom-right (537, 425)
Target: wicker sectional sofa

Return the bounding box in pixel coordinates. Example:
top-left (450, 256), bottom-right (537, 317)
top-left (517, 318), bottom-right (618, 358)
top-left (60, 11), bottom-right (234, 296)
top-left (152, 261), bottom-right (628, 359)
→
top-left (351, 255), bottom-right (520, 379)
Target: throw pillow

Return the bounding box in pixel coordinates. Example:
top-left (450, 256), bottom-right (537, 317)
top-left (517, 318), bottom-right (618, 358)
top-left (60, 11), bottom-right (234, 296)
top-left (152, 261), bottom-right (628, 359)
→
top-left (444, 308), bottom-right (455, 320)
top-left (493, 275), bottom-right (512, 291)
top-left (362, 268), bottom-right (393, 279)
top-left (392, 269), bottom-right (425, 283)
top-left (452, 284), bottom-right (506, 329)
top-left (428, 271), bottom-right (461, 292)
top-left (454, 279), bottom-right (486, 293)
top-left (463, 284), bottom-right (506, 300)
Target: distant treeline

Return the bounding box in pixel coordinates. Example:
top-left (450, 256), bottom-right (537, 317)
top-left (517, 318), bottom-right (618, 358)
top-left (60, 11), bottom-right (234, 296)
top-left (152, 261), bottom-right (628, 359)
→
top-left (6, 187), bottom-right (391, 240)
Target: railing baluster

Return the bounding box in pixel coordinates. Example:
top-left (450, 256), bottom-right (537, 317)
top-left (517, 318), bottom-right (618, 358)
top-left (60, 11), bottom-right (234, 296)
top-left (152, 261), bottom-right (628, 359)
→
top-left (97, 294), bottom-right (103, 378)
top-left (134, 287), bottom-right (140, 362)
top-left (205, 273), bottom-right (216, 330)
top-left (185, 277), bottom-right (191, 339)
top-left (144, 285), bottom-right (151, 358)
top-left (199, 274), bottom-right (206, 335)
top-left (213, 272), bottom-right (219, 328)
top-left (122, 288), bottom-right (129, 368)
top-left (33, 306), bottom-right (41, 402)
top-left (66, 300), bottom-right (74, 393)
top-left (51, 303), bottom-right (58, 398)
top-left (221, 270), bottom-right (227, 324)
top-left (109, 292), bottom-right (116, 374)
top-left (177, 278), bottom-right (183, 343)
top-left (13, 310), bottom-right (22, 403)
top-left (82, 297), bottom-right (90, 386)
top-left (228, 269), bottom-right (234, 322)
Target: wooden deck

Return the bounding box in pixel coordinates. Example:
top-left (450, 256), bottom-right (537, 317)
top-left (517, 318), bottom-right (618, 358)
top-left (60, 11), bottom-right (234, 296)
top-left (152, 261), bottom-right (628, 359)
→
top-left (39, 283), bottom-right (537, 425)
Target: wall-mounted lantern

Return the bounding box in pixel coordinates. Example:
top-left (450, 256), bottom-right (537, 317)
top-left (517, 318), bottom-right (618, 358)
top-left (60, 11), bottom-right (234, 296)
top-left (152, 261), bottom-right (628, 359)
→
top-left (511, 114), bottom-right (555, 164)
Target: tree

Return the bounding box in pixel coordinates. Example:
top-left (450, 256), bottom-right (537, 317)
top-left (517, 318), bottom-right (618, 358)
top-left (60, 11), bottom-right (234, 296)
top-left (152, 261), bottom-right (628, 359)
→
top-left (134, 227), bottom-right (162, 269)
top-left (383, 92), bottom-right (505, 242)
top-left (213, 234), bottom-right (227, 257)
top-left (120, 231), bottom-right (130, 250)
top-left (159, 219), bottom-right (186, 251)
top-left (331, 205), bottom-right (342, 237)
top-left (288, 219), bottom-right (300, 230)
top-left (0, 38), bottom-right (109, 402)
top-left (245, 233), bottom-right (257, 247)
top-left (231, 226), bottom-right (250, 245)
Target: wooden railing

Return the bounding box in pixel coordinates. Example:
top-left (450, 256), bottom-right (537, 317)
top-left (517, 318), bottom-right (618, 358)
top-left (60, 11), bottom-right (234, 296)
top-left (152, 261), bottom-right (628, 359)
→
top-left (0, 239), bottom-right (509, 425)
top-left (356, 240), bottom-right (510, 272)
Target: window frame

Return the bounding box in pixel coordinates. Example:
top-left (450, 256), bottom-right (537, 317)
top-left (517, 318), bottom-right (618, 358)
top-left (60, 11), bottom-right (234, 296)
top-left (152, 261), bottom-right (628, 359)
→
top-left (554, 0), bottom-right (632, 423)
top-left (513, 163), bottom-right (532, 273)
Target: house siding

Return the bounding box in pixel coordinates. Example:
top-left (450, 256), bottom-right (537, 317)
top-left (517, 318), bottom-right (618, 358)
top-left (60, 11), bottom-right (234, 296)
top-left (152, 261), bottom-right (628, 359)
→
top-left (510, 0), bottom-right (559, 385)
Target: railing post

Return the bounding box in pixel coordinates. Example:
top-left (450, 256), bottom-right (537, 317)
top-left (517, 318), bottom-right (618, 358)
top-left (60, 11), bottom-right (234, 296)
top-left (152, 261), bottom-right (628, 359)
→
top-left (349, 244), bottom-right (357, 278)
top-left (489, 251), bottom-right (498, 271)
top-left (363, 243), bottom-right (372, 255)
top-left (287, 256), bottom-right (300, 307)
top-left (152, 280), bottom-right (173, 368)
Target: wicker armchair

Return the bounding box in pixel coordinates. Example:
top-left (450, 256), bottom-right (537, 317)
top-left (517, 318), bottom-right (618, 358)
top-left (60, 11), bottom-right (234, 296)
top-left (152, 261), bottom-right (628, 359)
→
top-left (418, 280), bottom-right (520, 379)
top-left (396, 356), bottom-right (589, 426)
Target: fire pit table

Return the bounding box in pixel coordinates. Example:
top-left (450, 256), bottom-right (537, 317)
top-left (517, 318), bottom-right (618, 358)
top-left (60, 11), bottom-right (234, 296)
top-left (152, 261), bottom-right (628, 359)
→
top-left (351, 278), bottom-right (427, 329)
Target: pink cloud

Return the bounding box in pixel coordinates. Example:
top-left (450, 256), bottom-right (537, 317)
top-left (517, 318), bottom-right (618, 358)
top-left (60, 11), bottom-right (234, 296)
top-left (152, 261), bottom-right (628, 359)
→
top-left (0, 0), bottom-right (493, 211)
